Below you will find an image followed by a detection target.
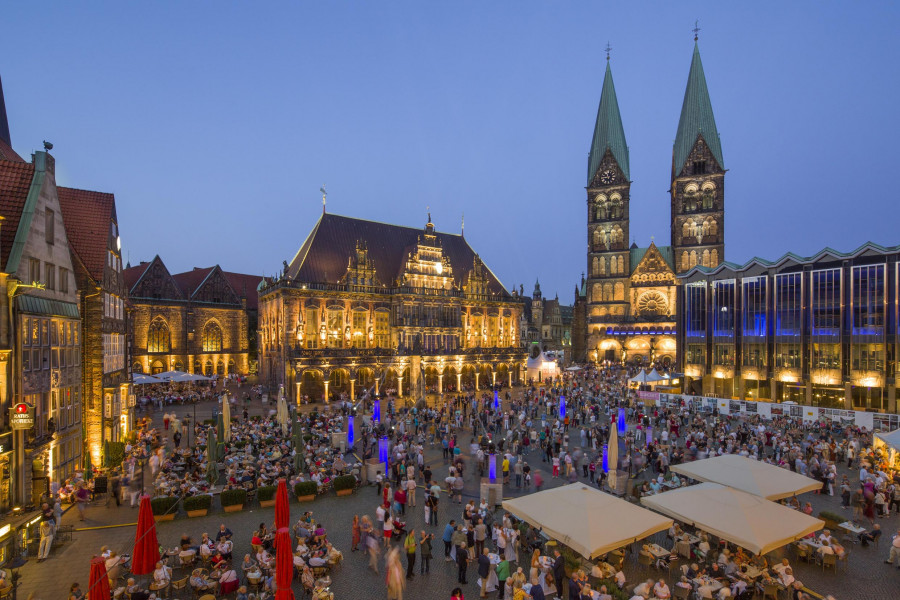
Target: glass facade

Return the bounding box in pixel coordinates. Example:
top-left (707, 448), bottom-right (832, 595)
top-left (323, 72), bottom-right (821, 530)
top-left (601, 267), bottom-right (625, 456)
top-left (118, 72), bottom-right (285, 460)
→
top-left (774, 273), bottom-right (803, 369)
top-left (810, 269), bottom-right (842, 370)
top-left (741, 276), bottom-right (767, 369)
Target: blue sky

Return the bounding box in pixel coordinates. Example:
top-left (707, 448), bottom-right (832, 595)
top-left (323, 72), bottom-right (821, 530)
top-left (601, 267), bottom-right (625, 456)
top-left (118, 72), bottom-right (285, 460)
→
top-left (2, 2), bottom-right (898, 300)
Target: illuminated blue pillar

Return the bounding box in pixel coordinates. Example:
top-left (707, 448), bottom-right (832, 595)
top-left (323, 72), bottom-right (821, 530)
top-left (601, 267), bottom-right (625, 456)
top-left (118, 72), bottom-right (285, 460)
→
top-left (378, 436), bottom-right (389, 464)
top-left (488, 454), bottom-right (497, 482)
top-left (617, 408), bottom-right (626, 433)
top-left (645, 426), bottom-right (652, 447)
top-left (602, 444), bottom-right (609, 473)
top-left (373, 399), bottom-right (381, 423)
top-left (347, 416), bottom-right (355, 447)
top-left (559, 396), bottom-right (566, 419)
top-left (493, 390), bottom-right (499, 410)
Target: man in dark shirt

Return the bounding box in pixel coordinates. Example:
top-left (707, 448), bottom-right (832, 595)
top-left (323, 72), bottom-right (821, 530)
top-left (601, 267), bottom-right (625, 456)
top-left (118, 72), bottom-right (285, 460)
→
top-left (216, 524), bottom-right (233, 542)
top-left (552, 549), bottom-right (565, 597)
top-left (477, 548), bottom-right (491, 598)
top-left (457, 542), bottom-right (469, 584)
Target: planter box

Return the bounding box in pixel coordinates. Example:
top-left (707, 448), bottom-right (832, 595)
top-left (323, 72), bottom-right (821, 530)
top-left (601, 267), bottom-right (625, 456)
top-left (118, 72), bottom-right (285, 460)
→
top-left (154, 514), bottom-right (175, 522)
top-left (223, 504), bottom-right (244, 513)
top-left (336, 489), bottom-right (353, 497)
top-left (186, 509), bottom-right (208, 518)
top-left (296, 495), bottom-right (315, 503)
top-left (259, 499), bottom-right (276, 508)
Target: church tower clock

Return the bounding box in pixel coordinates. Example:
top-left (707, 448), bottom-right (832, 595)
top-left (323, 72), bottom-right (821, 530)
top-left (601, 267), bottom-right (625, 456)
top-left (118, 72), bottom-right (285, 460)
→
top-left (586, 55), bottom-right (631, 353)
top-left (671, 36), bottom-right (726, 274)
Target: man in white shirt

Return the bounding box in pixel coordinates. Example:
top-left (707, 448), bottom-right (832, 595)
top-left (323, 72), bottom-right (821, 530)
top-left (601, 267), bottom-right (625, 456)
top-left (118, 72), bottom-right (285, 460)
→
top-left (653, 579), bottom-right (671, 599)
top-left (632, 579), bottom-right (653, 598)
top-left (885, 528), bottom-right (900, 566)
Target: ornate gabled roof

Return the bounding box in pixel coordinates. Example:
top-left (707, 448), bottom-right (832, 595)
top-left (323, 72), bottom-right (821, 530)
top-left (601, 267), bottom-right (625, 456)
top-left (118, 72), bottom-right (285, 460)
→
top-left (286, 213), bottom-right (510, 297)
top-left (629, 242), bottom-right (675, 275)
top-left (587, 61), bottom-right (629, 183)
top-left (673, 42), bottom-right (724, 176)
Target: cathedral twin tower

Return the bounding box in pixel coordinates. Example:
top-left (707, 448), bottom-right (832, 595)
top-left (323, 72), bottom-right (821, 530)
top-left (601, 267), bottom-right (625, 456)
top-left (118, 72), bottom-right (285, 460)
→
top-left (579, 39), bottom-right (725, 364)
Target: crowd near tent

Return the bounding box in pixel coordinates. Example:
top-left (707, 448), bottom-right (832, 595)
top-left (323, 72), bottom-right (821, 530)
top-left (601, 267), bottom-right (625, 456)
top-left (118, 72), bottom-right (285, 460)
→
top-left (502, 483), bottom-right (672, 559)
top-left (640, 483), bottom-right (824, 555)
top-left (669, 454), bottom-right (822, 501)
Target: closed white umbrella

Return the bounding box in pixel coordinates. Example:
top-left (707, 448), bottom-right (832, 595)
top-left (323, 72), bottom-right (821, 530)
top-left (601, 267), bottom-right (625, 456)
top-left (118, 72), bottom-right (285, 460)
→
top-left (222, 395), bottom-right (232, 443)
top-left (608, 423), bottom-right (618, 494)
top-left (277, 396), bottom-right (289, 435)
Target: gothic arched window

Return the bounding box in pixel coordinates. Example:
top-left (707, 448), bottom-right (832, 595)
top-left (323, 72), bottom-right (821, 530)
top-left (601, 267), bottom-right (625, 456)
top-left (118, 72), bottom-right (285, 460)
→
top-left (202, 321), bottom-right (223, 352)
top-left (148, 319), bottom-right (170, 353)
top-left (681, 251), bottom-right (689, 272)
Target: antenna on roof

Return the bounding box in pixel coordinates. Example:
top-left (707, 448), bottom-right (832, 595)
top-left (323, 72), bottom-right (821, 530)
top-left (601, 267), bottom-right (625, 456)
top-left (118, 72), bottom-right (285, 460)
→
top-left (320, 184), bottom-right (327, 214)
top-left (461, 212), bottom-right (464, 237)
top-left (692, 19), bottom-right (701, 41)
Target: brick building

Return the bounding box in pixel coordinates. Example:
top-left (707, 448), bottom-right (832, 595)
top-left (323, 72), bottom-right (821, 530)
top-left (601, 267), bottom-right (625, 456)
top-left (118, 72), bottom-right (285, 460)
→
top-left (124, 257), bottom-right (260, 377)
top-left (58, 188), bottom-right (131, 467)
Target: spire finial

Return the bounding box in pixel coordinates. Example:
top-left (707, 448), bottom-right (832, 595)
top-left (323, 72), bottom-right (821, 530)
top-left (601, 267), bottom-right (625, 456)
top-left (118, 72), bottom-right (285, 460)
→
top-left (320, 184), bottom-right (327, 214)
top-left (605, 42), bottom-right (612, 61)
top-left (461, 212), bottom-right (464, 237)
top-left (692, 19), bottom-right (701, 42)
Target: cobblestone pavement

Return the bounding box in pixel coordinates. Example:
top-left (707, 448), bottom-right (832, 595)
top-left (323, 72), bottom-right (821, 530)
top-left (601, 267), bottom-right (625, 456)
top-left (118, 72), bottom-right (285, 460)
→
top-left (17, 390), bottom-right (900, 599)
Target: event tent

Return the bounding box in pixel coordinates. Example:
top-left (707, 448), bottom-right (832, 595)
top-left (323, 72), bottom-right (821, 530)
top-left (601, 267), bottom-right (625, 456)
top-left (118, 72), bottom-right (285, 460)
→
top-left (502, 483), bottom-right (672, 559)
top-left (629, 370), bottom-right (651, 383)
top-left (133, 373), bottom-right (161, 385)
top-left (640, 483), bottom-right (823, 555)
top-left (526, 352), bottom-right (559, 382)
top-left (669, 454), bottom-right (822, 501)
top-left (874, 428), bottom-right (900, 453)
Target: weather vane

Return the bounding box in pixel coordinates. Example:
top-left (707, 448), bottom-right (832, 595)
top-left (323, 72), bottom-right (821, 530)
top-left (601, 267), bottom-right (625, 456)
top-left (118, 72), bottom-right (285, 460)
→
top-left (605, 42), bottom-right (612, 61)
top-left (320, 184), bottom-right (327, 213)
top-left (693, 20), bottom-right (701, 41)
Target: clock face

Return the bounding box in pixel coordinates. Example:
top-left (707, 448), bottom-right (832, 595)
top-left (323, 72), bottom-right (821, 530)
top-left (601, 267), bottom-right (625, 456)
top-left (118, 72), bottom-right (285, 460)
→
top-left (600, 170), bottom-right (615, 185)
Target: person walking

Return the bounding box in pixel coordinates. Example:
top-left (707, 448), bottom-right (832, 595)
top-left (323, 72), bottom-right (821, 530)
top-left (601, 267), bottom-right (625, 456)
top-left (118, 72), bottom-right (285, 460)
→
top-left (404, 529), bottom-right (417, 579)
top-left (351, 515), bottom-right (361, 552)
top-left (419, 531), bottom-right (433, 575)
top-left (386, 547), bottom-right (406, 600)
top-left (75, 483), bottom-right (89, 521)
top-left (477, 548), bottom-right (491, 598)
top-left (443, 520), bottom-right (456, 560)
top-left (496, 557), bottom-right (510, 600)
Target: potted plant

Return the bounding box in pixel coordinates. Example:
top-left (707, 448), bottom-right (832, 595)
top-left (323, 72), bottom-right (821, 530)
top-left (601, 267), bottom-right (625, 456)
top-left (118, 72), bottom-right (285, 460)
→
top-left (333, 475), bottom-right (356, 497)
top-left (221, 489), bottom-right (247, 513)
top-left (294, 481), bottom-right (317, 502)
top-left (151, 496), bottom-right (179, 521)
top-left (257, 485), bottom-right (277, 508)
top-left (184, 495), bottom-right (211, 518)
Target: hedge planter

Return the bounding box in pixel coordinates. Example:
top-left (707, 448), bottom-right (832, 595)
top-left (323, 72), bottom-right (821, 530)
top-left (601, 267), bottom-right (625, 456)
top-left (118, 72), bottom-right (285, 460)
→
top-left (184, 495), bottom-right (211, 518)
top-left (333, 475), bottom-right (356, 497)
top-left (294, 482), bottom-right (317, 503)
top-left (221, 489), bottom-right (247, 513)
top-left (257, 485), bottom-right (277, 508)
top-left (151, 496), bottom-right (179, 522)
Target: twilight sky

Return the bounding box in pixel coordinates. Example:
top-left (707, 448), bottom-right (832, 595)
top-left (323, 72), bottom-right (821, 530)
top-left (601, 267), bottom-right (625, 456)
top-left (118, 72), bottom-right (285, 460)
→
top-left (1, 2), bottom-right (898, 300)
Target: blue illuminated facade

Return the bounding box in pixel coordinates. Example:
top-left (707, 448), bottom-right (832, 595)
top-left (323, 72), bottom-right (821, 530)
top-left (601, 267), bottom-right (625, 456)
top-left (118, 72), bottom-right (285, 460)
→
top-left (677, 242), bottom-right (900, 413)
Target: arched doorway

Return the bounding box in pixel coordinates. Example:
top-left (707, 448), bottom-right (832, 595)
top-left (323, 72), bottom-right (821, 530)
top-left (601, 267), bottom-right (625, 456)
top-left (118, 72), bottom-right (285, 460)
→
top-left (357, 367), bottom-right (375, 394)
top-left (424, 366), bottom-right (439, 394)
top-left (151, 360), bottom-right (165, 375)
top-left (174, 360), bottom-right (185, 372)
top-left (300, 370), bottom-right (324, 401)
top-left (329, 369), bottom-right (350, 399)
top-left (496, 364), bottom-right (510, 388)
top-left (479, 364), bottom-right (493, 389)
top-left (204, 360), bottom-right (213, 376)
top-left (216, 360), bottom-right (226, 376)
top-left (228, 358), bottom-right (236, 374)
top-left (442, 365), bottom-right (457, 393)
top-left (133, 362), bottom-right (143, 374)
top-left (383, 369), bottom-right (399, 396)
top-left (461, 365), bottom-right (476, 389)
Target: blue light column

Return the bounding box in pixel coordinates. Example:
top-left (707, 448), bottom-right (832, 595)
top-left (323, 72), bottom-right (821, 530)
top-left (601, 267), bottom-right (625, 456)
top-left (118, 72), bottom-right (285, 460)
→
top-left (493, 390), bottom-right (499, 410)
top-left (347, 416), bottom-right (355, 447)
top-left (559, 396), bottom-right (566, 419)
top-left (645, 426), bottom-right (652, 447)
top-left (617, 408), bottom-right (626, 433)
top-left (602, 444), bottom-right (609, 473)
top-left (378, 436), bottom-right (389, 464)
top-left (373, 399), bottom-right (381, 424)
top-left (488, 454), bottom-right (497, 482)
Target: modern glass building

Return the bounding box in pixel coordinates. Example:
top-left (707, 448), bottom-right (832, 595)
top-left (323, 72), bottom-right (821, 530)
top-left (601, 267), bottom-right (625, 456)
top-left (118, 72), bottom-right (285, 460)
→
top-left (676, 243), bottom-right (899, 412)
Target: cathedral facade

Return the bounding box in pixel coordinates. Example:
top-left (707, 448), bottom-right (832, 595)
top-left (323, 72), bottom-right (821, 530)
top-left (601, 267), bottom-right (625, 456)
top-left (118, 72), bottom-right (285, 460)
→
top-left (576, 40), bottom-right (726, 366)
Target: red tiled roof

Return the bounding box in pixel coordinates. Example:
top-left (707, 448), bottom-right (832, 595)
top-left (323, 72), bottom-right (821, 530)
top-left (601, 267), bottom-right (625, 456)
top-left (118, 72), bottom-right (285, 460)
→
top-left (172, 267), bottom-right (261, 310)
top-left (0, 158), bottom-right (36, 269)
top-left (171, 267), bottom-right (213, 297)
top-left (57, 186), bottom-right (115, 282)
top-left (0, 138), bottom-right (24, 163)
top-left (123, 261), bottom-right (150, 290)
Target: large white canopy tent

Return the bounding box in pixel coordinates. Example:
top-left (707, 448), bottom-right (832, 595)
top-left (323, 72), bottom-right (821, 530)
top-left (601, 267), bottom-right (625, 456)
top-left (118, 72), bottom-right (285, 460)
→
top-left (501, 483), bottom-right (673, 559)
top-left (874, 429), bottom-right (900, 453)
top-left (640, 483), bottom-right (824, 555)
top-left (527, 352), bottom-right (559, 383)
top-left (669, 454), bottom-right (822, 501)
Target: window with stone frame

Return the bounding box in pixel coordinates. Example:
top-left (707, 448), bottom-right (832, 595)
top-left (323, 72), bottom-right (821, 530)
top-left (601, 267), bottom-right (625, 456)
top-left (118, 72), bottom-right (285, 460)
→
top-left (202, 321), bottom-right (224, 352)
top-left (148, 319), bottom-right (171, 353)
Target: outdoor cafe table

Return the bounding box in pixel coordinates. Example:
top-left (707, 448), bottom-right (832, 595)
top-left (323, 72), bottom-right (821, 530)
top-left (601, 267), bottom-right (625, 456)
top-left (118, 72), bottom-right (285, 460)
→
top-left (692, 577), bottom-right (724, 592)
top-left (838, 521), bottom-right (866, 543)
top-left (647, 544), bottom-right (671, 559)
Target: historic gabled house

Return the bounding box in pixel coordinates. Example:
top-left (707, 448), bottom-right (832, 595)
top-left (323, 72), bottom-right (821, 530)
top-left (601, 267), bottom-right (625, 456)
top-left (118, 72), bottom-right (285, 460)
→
top-left (58, 188), bottom-right (132, 465)
top-left (258, 213), bottom-right (526, 403)
top-left (123, 257), bottom-right (260, 377)
top-left (0, 150), bottom-right (83, 507)
top-left (575, 40), bottom-right (725, 366)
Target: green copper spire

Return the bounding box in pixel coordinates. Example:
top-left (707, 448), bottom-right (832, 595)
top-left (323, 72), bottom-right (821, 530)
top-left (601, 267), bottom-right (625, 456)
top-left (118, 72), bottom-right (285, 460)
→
top-left (673, 42), bottom-right (724, 175)
top-left (587, 60), bottom-right (629, 184)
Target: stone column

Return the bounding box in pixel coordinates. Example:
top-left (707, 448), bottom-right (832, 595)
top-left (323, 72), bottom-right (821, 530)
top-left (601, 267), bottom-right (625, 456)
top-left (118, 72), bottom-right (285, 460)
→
top-left (398, 376), bottom-right (404, 398)
top-left (491, 371), bottom-right (496, 387)
top-left (375, 377), bottom-right (379, 396)
top-left (350, 379), bottom-right (356, 401)
top-left (475, 372), bottom-right (480, 390)
top-left (295, 382), bottom-right (301, 405)
top-left (457, 373), bottom-right (462, 392)
top-left (438, 374), bottom-right (443, 394)
top-left (508, 371), bottom-right (512, 388)
top-left (324, 381), bottom-right (330, 404)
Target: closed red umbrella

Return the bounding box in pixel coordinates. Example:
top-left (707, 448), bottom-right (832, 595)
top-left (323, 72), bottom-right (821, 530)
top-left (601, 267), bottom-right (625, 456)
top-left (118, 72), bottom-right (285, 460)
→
top-left (275, 478), bottom-right (290, 530)
top-left (132, 495), bottom-right (160, 575)
top-left (88, 556), bottom-right (111, 600)
top-left (274, 527), bottom-right (295, 600)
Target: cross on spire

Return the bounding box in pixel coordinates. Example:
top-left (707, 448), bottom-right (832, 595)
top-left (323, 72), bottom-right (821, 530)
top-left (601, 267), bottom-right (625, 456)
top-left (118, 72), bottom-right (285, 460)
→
top-left (320, 184), bottom-right (327, 214)
top-left (693, 20), bottom-right (701, 41)
top-left (605, 42), bottom-right (612, 61)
